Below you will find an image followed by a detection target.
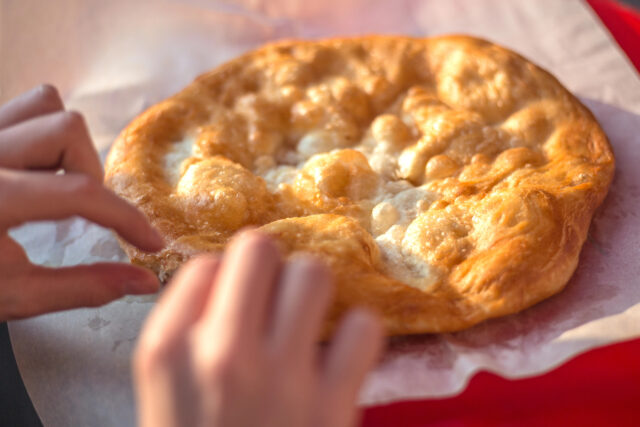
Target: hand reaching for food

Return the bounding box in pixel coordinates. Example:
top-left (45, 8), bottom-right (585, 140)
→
top-left (0, 85), bottom-right (164, 320)
top-left (134, 230), bottom-right (383, 427)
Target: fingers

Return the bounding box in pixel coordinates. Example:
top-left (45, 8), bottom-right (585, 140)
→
top-left (201, 231), bottom-right (281, 349)
top-left (0, 84), bottom-right (64, 130)
top-left (268, 256), bottom-right (332, 362)
top-left (324, 309), bottom-right (383, 391)
top-left (3, 262), bottom-right (159, 320)
top-left (0, 170), bottom-right (164, 252)
top-left (142, 256), bottom-right (220, 348)
top-left (0, 110), bottom-right (103, 180)
top-left (319, 309), bottom-right (384, 427)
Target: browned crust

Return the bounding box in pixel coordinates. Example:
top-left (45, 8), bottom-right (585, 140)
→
top-left (105, 35), bottom-right (615, 335)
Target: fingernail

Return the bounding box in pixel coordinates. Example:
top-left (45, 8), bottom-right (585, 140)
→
top-left (235, 229), bottom-right (277, 253)
top-left (234, 227), bottom-right (260, 244)
top-left (124, 278), bottom-right (160, 295)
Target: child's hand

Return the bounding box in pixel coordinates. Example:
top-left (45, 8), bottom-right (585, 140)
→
top-left (0, 85), bottom-right (164, 320)
top-left (134, 231), bottom-right (383, 427)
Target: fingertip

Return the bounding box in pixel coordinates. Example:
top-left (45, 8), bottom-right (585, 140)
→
top-left (226, 226), bottom-right (258, 249)
top-left (320, 307), bottom-right (384, 408)
top-left (124, 279), bottom-right (160, 295)
top-left (286, 254), bottom-right (334, 304)
top-left (0, 84), bottom-right (65, 130)
top-left (233, 228), bottom-right (268, 245)
top-left (164, 255), bottom-right (220, 294)
top-left (145, 226), bottom-right (166, 252)
top-left (340, 308), bottom-right (386, 366)
top-left (123, 269), bottom-right (161, 295)
top-left (185, 253), bottom-right (220, 268)
top-left (35, 84), bottom-right (62, 106)
top-left (59, 110), bottom-right (88, 136)
top-left (346, 308), bottom-right (384, 342)
top-left (121, 202), bottom-right (165, 253)
top-left (290, 254), bottom-right (332, 281)
top-left (176, 254), bottom-right (220, 281)
top-left (230, 229), bottom-right (280, 260)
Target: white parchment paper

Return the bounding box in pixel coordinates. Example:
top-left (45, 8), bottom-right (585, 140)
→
top-left (3, 0), bottom-right (640, 425)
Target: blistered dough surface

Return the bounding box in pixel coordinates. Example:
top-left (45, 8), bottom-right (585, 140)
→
top-left (105, 36), bottom-right (614, 335)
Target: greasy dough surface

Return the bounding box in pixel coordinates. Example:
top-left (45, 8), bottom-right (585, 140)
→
top-left (105, 35), bottom-right (614, 335)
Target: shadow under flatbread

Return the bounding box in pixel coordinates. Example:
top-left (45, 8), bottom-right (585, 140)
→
top-left (381, 99), bottom-right (640, 369)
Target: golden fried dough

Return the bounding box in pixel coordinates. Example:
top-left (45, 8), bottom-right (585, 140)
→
top-left (105, 35), bottom-right (614, 335)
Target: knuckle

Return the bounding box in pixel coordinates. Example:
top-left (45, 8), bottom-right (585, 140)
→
top-left (57, 110), bottom-right (87, 135)
top-left (198, 350), bottom-right (235, 380)
top-left (35, 84), bottom-right (62, 108)
top-left (198, 350), bottom-right (253, 391)
top-left (134, 332), bottom-right (174, 373)
top-left (69, 174), bottom-right (99, 196)
top-left (4, 296), bottom-right (32, 320)
top-left (3, 276), bottom-right (39, 320)
top-left (0, 171), bottom-right (25, 228)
